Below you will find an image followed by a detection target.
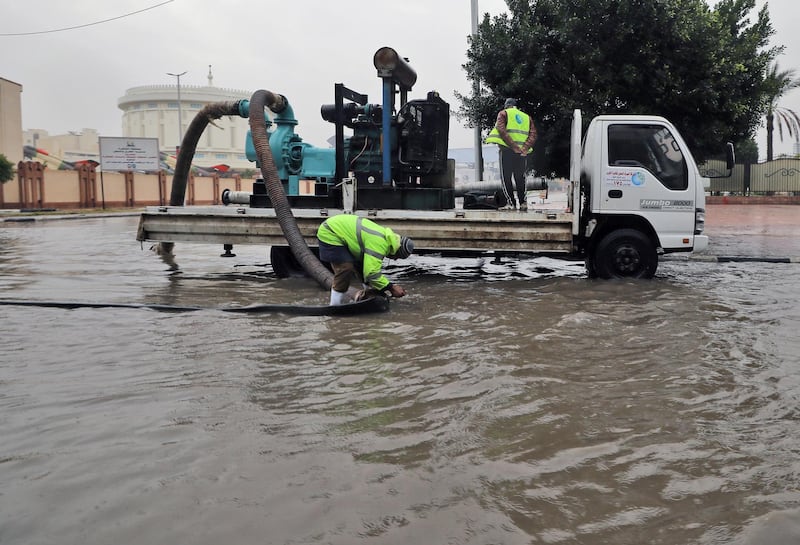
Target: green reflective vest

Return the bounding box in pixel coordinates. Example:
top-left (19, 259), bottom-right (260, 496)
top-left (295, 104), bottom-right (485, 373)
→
top-left (485, 107), bottom-right (531, 148)
top-left (316, 214), bottom-right (401, 290)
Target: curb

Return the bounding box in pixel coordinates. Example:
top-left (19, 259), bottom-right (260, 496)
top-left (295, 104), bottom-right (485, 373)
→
top-left (686, 255), bottom-right (800, 263)
top-left (2, 212), bottom-right (142, 223)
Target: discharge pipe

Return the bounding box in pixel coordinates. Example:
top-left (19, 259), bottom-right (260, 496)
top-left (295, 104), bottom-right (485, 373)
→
top-left (168, 101), bottom-right (243, 206)
top-left (158, 100), bottom-right (244, 256)
top-left (221, 189), bottom-right (251, 205)
top-left (454, 178), bottom-right (547, 197)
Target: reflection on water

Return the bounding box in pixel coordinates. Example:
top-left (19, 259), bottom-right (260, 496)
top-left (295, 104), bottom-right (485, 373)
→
top-left (2, 216), bottom-right (800, 544)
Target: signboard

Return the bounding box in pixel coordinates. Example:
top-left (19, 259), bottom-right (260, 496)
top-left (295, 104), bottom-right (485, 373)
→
top-left (99, 137), bottom-right (160, 172)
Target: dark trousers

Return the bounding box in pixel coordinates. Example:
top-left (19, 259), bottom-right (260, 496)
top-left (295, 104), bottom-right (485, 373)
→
top-left (318, 240), bottom-right (362, 292)
top-left (330, 261), bottom-right (362, 293)
top-left (498, 145), bottom-right (527, 206)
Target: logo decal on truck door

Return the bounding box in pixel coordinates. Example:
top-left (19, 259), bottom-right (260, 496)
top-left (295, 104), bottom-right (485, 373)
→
top-left (604, 169), bottom-right (645, 187)
top-left (640, 199), bottom-right (693, 210)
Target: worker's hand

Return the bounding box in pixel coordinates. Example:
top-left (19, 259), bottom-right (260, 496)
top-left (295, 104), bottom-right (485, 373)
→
top-left (520, 146), bottom-right (529, 156)
top-left (388, 284), bottom-right (407, 298)
top-left (514, 145), bottom-right (525, 155)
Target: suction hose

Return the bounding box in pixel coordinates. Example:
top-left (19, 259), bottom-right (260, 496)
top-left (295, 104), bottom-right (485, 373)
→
top-left (248, 90), bottom-right (334, 291)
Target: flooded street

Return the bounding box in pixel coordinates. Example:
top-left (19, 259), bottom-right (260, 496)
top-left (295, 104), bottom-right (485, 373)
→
top-left (2, 206), bottom-right (800, 544)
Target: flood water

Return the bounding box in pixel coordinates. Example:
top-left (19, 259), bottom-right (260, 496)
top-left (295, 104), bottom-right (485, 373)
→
top-left (2, 205), bottom-right (800, 545)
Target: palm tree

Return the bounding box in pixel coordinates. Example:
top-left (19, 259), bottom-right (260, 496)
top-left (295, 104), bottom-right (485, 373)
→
top-left (763, 63), bottom-right (800, 161)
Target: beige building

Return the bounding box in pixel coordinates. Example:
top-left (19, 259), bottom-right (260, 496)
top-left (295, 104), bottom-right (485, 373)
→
top-left (119, 67), bottom-right (252, 169)
top-left (0, 77), bottom-right (23, 164)
top-left (23, 128), bottom-right (100, 166)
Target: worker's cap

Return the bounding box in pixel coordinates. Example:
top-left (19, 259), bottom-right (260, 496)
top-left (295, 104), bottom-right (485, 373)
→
top-left (504, 98), bottom-right (517, 108)
top-left (394, 236), bottom-right (415, 259)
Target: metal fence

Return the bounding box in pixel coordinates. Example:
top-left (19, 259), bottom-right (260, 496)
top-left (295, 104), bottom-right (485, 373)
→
top-left (701, 158), bottom-right (800, 195)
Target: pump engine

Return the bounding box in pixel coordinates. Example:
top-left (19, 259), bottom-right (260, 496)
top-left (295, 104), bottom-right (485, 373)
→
top-left (238, 47), bottom-right (454, 211)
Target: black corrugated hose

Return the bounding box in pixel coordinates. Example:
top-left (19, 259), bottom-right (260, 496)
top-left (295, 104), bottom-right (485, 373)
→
top-left (247, 90), bottom-right (334, 291)
top-left (169, 101), bottom-right (242, 206)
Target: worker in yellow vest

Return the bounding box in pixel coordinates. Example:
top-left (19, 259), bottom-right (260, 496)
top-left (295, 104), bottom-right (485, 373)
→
top-left (317, 214), bottom-right (414, 305)
top-left (485, 98), bottom-right (538, 211)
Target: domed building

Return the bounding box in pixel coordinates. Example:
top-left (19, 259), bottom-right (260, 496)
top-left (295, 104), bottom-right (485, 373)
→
top-left (118, 66), bottom-right (252, 170)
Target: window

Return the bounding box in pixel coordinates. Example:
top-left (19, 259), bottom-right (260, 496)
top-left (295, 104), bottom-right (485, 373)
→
top-left (608, 124), bottom-right (688, 190)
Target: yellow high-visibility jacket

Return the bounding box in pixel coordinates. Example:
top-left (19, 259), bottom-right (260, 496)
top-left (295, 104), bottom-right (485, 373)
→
top-left (317, 214), bottom-right (402, 290)
top-left (486, 107), bottom-right (531, 148)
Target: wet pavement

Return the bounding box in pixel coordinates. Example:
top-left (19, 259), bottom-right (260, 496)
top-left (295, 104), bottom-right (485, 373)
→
top-left (1, 207), bottom-right (800, 544)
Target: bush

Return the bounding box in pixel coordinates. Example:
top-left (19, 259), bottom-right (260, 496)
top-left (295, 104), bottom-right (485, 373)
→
top-left (0, 154), bottom-right (13, 184)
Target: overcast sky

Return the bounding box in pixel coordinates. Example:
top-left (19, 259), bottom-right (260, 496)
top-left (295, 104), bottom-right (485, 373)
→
top-left (2, 0), bottom-right (798, 159)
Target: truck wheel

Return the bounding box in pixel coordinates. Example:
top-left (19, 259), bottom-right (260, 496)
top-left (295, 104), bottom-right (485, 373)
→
top-left (593, 229), bottom-right (658, 279)
top-left (270, 246), bottom-right (305, 278)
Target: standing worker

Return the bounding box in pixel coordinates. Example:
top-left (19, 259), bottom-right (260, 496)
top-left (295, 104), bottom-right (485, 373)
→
top-left (316, 214), bottom-right (414, 306)
top-left (485, 98), bottom-right (538, 211)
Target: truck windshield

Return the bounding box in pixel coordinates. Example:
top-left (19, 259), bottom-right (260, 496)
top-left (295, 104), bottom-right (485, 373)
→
top-left (607, 124), bottom-right (688, 190)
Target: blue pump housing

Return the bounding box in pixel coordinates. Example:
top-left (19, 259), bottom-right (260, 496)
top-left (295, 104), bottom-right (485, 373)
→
top-left (242, 99), bottom-right (336, 195)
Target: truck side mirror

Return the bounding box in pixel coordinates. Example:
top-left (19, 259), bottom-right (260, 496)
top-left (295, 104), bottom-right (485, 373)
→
top-left (725, 142), bottom-right (735, 171)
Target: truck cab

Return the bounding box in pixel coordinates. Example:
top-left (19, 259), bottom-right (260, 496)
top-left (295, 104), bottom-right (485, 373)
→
top-left (573, 110), bottom-right (714, 278)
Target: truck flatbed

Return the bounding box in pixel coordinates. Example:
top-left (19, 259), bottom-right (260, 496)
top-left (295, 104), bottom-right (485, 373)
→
top-left (136, 205), bottom-right (575, 255)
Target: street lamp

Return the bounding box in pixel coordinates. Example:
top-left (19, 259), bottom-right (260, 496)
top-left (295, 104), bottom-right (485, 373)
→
top-left (166, 71), bottom-right (187, 149)
top-left (470, 0), bottom-right (484, 182)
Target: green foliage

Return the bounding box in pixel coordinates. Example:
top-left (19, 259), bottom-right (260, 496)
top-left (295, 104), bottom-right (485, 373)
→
top-left (459, 0), bottom-right (778, 176)
top-left (732, 137), bottom-right (759, 164)
top-left (0, 153), bottom-right (14, 184)
top-left (762, 63), bottom-right (800, 160)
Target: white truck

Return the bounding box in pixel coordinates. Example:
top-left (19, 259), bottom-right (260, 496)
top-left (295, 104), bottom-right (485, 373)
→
top-left (137, 109), bottom-right (731, 279)
top-left (567, 109), bottom-right (729, 277)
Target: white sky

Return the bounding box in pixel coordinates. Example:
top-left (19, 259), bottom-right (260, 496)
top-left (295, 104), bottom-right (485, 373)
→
top-left (1, 0), bottom-right (798, 160)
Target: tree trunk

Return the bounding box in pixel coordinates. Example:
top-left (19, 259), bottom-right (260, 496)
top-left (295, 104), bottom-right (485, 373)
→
top-left (767, 111), bottom-right (775, 161)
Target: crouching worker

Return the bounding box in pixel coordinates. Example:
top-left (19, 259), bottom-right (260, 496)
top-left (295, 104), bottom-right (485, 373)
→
top-left (316, 214), bottom-right (414, 306)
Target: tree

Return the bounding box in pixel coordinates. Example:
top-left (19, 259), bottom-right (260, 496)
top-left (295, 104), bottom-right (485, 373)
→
top-left (459, 0), bottom-right (778, 176)
top-left (762, 63), bottom-right (800, 161)
top-left (0, 153), bottom-right (13, 184)
top-left (733, 138), bottom-right (759, 164)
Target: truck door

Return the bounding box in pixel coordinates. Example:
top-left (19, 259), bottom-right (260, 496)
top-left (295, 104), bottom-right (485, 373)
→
top-left (599, 121), bottom-right (697, 250)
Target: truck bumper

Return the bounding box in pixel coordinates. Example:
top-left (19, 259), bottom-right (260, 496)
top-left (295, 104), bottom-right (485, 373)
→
top-left (693, 235), bottom-right (709, 252)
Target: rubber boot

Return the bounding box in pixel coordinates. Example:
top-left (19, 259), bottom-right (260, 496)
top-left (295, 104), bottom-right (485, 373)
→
top-left (329, 289), bottom-right (347, 306)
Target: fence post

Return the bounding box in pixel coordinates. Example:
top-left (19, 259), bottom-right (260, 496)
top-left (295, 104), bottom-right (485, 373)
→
top-left (76, 164), bottom-right (97, 208)
top-left (16, 161), bottom-right (27, 208)
top-left (18, 162), bottom-right (29, 207)
top-left (744, 163), bottom-right (751, 195)
top-left (17, 161), bottom-right (45, 208)
top-left (212, 174), bottom-right (220, 205)
top-left (124, 171), bottom-right (135, 207)
top-left (188, 173), bottom-right (195, 205)
top-left (158, 171), bottom-right (167, 205)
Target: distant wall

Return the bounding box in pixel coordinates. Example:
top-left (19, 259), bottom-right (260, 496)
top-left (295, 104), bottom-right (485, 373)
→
top-left (705, 158), bottom-right (800, 196)
top-left (1, 161), bottom-right (257, 210)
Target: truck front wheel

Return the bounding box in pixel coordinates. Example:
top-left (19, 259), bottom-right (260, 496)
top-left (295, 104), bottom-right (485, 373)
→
top-left (593, 229), bottom-right (658, 279)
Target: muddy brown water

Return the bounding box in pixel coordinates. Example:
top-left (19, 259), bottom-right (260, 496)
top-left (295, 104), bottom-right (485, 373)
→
top-left (2, 206), bottom-right (800, 544)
